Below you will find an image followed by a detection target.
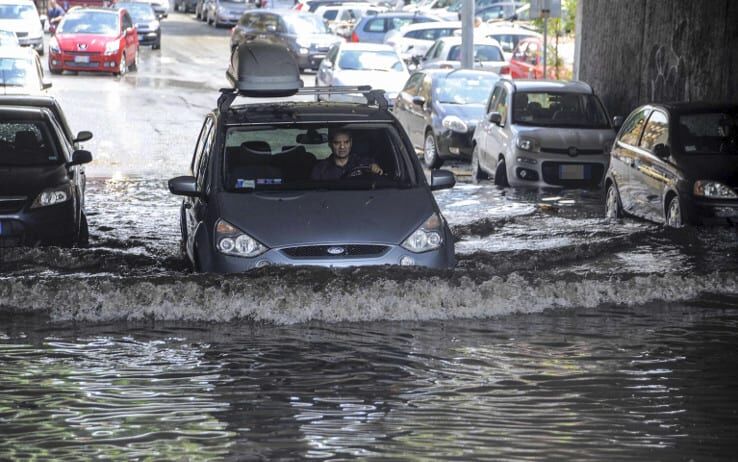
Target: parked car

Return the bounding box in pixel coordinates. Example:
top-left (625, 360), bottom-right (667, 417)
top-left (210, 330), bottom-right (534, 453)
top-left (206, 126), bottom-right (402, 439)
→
top-left (194, 0), bottom-right (210, 20)
top-left (384, 20), bottom-right (461, 64)
top-left (0, 0), bottom-right (44, 55)
top-left (294, 0), bottom-right (369, 13)
top-left (0, 45), bottom-right (51, 95)
top-left (348, 11), bottom-right (439, 44)
top-left (203, 0), bottom-right (254, 27)
top-left (230, 9), bottom-right (344, 71)
top-left (471, 79), bottom-right (615, 188)
top-left (141, 0), bottom-right (169, 19)
top-left (508, 36), bottom-right (558, 79)
top-left (0, 28), bottom-right (19, 46)
top-left (402, 0), bottom-right (456, 21)
top-left (315, 42), bottom-right (408, 106)
top-left (394, 68), bottom-right (500, 168)
top-left (417, 35), bottom-right (508, 75)
top-left (48, 7), bottom-right (140, 76)
top-left (475, 1), bottom-right (526, 21)
top-left (0, 94), bottom-right (94, 147)
top-left (0, 105), bottom-right (92, 247)
top-left (481, 23), bottom-right (541, 60)
top-left (173, 0), bottom-right (197, 13)
top-left (168, 42), bottom-right (457, 272)
top-left (605, 103), bottom-right (738, 227)
top-left (313, 2), bottom-right (386, 38)
top-left (113, 1), bottom-right (161, 49)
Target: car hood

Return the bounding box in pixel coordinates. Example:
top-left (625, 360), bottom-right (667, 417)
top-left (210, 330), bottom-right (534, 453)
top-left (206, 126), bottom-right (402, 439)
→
top-left (674, 154), bottom-right (738, 185)
top-left (217, 188), bottom-right (435, 247)
top-left (56, 34), bottom-right (119, 52)
top-left (0, 164), bottom-right (67, 197)
top-left (302, 33), bottom-right (343, 48)
top-left (333, 70), bottom-right (408, 93)
top-left (515, 125), bottom-right (615, 151)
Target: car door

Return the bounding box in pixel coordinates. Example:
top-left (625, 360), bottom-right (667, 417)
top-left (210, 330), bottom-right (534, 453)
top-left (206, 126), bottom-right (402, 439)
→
top-left (476, 84), bottom-right (502, 172)
top-left (185, 116), bottom-right (214, 256)
top-left (405, 72), bottom-right (431, 147)
top-left (394, 71), bottom-right (424, 144)
top-left (612, 108), bottom-right (650, 216)
top-left (632, 110), bottom-right (674, 222)
top-left (121, 12), bottom-right (137, 62)
top-left (485, 85), bottom-right (509, 164)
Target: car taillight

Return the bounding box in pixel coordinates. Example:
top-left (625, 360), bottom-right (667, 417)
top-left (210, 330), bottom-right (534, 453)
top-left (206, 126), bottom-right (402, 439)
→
top-left (500, 65), bottom-right (510, 75)
top-left (350, 31), bottom-right (359, 42)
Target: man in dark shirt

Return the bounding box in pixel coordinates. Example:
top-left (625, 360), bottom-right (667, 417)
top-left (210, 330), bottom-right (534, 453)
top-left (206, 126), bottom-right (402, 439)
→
top-left (310, 129), bottom-right (383, 180)
top-left (47, 0), bottom-right (65, 28)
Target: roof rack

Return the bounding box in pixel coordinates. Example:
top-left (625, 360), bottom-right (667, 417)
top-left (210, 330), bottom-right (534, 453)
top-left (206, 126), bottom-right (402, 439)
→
top-left (217, 86), bottom-right (390, 113)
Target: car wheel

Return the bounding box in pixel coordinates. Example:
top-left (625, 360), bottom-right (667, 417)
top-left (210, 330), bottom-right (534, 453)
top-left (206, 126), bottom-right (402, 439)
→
top-left (152, 38), bottom-right (161, 50)
top-left (50, 68), bottom-right (62, 75)
top-left (423, 130), bottom-right (443, 169)
top-left (665, 194), bottom-right (684, 228)
top-left (129, 48), bottom-right (139, 72)
top-left (77, 211), bottom-right (89, 247)
top-left (605, 182), bottom-right (623, 219)
top-left (114, 52), bottom-right (127, 76)
top-left (471, 145), bottom-right (488, 184)
top-left (494, 157), bottom-right (509, 187)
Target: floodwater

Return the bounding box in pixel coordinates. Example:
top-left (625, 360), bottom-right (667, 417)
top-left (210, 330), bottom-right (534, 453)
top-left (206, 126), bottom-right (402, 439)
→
top-left (2, 14), bottom-right (738, 461)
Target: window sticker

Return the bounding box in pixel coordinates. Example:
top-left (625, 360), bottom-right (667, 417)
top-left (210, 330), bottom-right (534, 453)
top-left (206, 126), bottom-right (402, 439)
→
top-left (235, 179), bottom-right (256, 189)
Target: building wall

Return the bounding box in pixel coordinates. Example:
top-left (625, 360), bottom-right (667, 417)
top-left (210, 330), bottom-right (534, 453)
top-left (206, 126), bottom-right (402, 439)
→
top-left (577, 0), bottom-right (738, 117)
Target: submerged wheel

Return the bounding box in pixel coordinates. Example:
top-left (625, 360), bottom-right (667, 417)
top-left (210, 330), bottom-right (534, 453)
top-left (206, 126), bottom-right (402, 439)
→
top-left (114, 53), bottom-right (127, 76)
top-left (605, 182), bottom-right (623, 219)
top-left (471, 146), bottom-right (488, 184)
top-left (494, 157), bottom-right (509, 187)
top-left (423, 131), bottom-right (443, 169)
top-left (666, 195), bottom-right (684, 228)
top-left (77, 211), bottom-right (89, 247)
top-left (129, 48), bottom-right (138, 71)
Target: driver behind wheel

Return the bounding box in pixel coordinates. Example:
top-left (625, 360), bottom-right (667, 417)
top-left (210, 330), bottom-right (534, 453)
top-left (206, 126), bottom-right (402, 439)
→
top-left (310, 128), bottom-right (384, 180)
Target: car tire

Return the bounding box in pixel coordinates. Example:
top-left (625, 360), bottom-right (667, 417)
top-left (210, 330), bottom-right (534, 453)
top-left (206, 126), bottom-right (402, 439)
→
top-left (665, 194), bottom-right (684, 228)
top-left (114, 52), bottom-right (127, 76)
top-left (77, 211), bottom-right (89, 247)
top-left (50, 68), bottom-right (62, 75)
top-left (152, 38), bottom-right (161, 50)
top-left (129, 49), bottom-right (138, 72)
top-left (471, 145), bottom-right (488, 184)
top-left (605, 182), bottom-right (623, 219)
top-left (423, 130), bottom-right (443, 169)
top-left (494, 157), bottom-right (509, 187)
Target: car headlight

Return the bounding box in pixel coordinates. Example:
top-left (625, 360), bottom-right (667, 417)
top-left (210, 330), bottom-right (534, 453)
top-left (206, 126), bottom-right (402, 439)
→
top-left (49, 37), bottom-right (60, 53)
top-left (295, 37), bottom-right (312, 48)
top-left (215, 219), bottom-right (268, 257)
top-left (442, 115), bottom-right (468, 133)
top-left (401, 213), bottom-right (445, 253)
top-left (104, 41), bottom-right (120, 55)
top-left (516, 136), bottom-right (540, 152)
top-left (31, 183), bottom-right (73, 209)
top-left (693, 180), bottom-right (738, 199)
top-left (149, 20), bottom-right (160, 29)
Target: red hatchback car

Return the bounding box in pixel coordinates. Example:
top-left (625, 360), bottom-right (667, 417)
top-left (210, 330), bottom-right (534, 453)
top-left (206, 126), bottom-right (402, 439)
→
top-left (508, 37), bottom-right (558, 80)
top-left (48, 7), bottom-right (139, 76)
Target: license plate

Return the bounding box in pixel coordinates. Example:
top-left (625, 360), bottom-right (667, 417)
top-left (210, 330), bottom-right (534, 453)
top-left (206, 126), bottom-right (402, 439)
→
top-left (74, 55), bottom-right (90, 63)
top-left (559, 164), bottom-right (585, 180)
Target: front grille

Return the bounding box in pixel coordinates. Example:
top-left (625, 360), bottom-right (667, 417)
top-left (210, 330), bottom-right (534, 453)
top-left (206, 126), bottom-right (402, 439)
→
top-left (282, 244), bottom-right (389, 259)
top-left (540, 147), bottom-right (604, 155)
top-left (67, 51), bottom-right (97, 56)
top-left (65, 61), bottom-right (101, 68)
top-left (541, 162), bottom-right (604, 188)
top-left (0, 197), bottom-right (27, 214)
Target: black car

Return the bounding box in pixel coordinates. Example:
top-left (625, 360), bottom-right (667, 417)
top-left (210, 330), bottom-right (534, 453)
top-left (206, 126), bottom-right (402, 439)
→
top-left (0, 95), bottom-right (93, 148)
top-left (0, 106), bottom-right (93, 247)
top-left (393, 68), bottom-right (500, 168)
top-left (168, 42), bottom-right (457, 272)
top-left (605, 102), bottom-right (738, 226)
top-left (174, 0), bottom-right (198, 12)
top-left (114, 2), bottom-right (162, 49)
top-left (229, 9), bottom-right (343, 72)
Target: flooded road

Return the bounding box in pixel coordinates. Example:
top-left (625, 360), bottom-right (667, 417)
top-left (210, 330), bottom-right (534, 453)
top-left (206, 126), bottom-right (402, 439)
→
top-left (2, 13), bottom-right (738, 461)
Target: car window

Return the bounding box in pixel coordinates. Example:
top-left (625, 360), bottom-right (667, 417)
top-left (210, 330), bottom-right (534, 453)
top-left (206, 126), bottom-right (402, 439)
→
top-left (493, 87), bottom-right (508, 124)
top-left (365, 17), bottom-right (384, 32)
top-left (322, 9), bottom-right (337, 20)
top-left (511, 92), bottom-right (610, 128)
top-left (639, 111), bottom-right (669, 152)
top-left (191, 117), bottom-right (213, 176)
top-left (419, 74), bottom-right (432, 100)
top-left (196, 122), bottom-right (215, 190)
top-left (487, 85), bottom-right (501, 113)
top-left (324, 44), bottom-right (339, 65)
top-left (0, 3), bottom-right (37, 20)
top-left (448, 44), bottom-right (503, 61)
top-left (490, 33), bottom-right (533, 53)
top-left (0, 57), bottom-right (35, 88)
top-left (619, 108), bottom-right (650, 146)
top-left (401, 72), bottom-right (424, 97)
top-left (677, 111), bottom-right (738, 155)
top-left (338, 50), bottom-right (404, 72)
top-left (222, 124), bottom-right (413, 191)
top-left (0, 120), bottom-right (60, 166)
top-left (284, 13), bottom-right (327, 33)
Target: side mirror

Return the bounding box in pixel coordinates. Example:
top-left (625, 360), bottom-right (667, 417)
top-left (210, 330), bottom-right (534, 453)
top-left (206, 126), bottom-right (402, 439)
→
top-left (612, 115), bottom-right (624, 130)
top-left (430, 169), bottom-right (455, 190)
top-left (74, 130), bottom-right (93, 143)
top-left (168, 175), bottom-right (200, 197)
top-left (488, 112), bottom-right (502, 125)
top-left (69, 149), bottom-right (92, 166)
top-left (412, 95), bottom-right (425, 106)
top-left (653, 143), bottom-right (670, 159)
top-left (42, 80), bottom-right (52, 90)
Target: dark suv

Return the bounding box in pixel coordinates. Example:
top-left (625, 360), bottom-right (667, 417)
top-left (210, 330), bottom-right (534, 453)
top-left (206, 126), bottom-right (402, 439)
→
top-left (168, 42), bottom-right (457, 273)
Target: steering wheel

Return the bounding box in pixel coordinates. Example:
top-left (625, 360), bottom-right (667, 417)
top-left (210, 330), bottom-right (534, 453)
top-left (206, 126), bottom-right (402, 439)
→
top-left (342, 165), bottom-right (381, 179)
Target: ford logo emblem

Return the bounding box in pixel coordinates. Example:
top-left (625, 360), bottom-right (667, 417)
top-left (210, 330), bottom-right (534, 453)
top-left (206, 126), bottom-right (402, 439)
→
top-left (568, 147), bottom-right (578, 157)
top-left (327, 246), bottom-right (345, 255)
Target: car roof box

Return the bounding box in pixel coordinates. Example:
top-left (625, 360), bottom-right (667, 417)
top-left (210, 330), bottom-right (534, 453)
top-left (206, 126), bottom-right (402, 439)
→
top-left (226, 42), bottom-right (303, 97)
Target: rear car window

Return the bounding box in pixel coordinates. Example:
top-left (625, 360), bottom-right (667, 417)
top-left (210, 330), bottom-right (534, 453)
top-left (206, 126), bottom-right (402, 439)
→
top-left (0, 121), bottom-right (59, 166)
top-left (677, 111), bottom-right (738, 154)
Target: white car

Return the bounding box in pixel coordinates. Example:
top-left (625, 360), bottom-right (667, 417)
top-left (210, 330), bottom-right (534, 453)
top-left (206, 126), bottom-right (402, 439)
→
top-left (418, 35), bottom-right (509, 76)
top-left (402, 0), bottom-right (457, 21)
top-left (314, 3), bottom-right (387, 38)
top-left (481, 23), bottom-right (541, 60)
top-left (384, 20), bottom-right (460, 64)
top-left (0, 46), bottom-right (51, 95)
top-left (0, 0), bottom-right (43, 55)
top-left (315, 42), bottom-right (408, 105)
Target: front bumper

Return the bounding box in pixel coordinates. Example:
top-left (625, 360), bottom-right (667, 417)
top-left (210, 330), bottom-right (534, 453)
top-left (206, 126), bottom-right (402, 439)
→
top-left (506, 149), bottom-right (609, 189)
top-left (0, 199), bottom-right (76, 247)
top-left (137, 30), bottom-right (161, 46)
top-left (437, 129), bottom-right (474, 159)
top-left (691, 198), bottom-right (738, 224)
top-left (49, 51), bottom-right (122, 73)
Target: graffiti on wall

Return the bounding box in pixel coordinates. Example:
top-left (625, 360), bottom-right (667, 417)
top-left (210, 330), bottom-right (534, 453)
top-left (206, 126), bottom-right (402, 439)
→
top-left (649, 44), bottom-right (688, 102)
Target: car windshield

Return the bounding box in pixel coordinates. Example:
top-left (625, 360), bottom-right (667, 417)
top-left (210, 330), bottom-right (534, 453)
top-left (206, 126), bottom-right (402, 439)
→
top-left (117, 3), bottom-right (156, 21)
top-left (0, 121), bottom-right (59, 166)
top-left (677, 111), bottom-right (738, 155)
top-left (0, 30), bottom-right (19, 46)
top-left (58, 11), bottom-right (120, 35)
top-left (285, 14), bottom-right (328, 34)
top-left (0, 4), bottom-right (36, 20)
top-left (338, 50), bottom-right (404, 71)
top-left (0, 57), bottom-right (37, 87)
top-left (435, 72), bottom-right (499, 104)
top-left (447, 44), bottom-right (503, 62)
top-left (512, 92), bottom-right (610, 128)
top-left (222, 124), bottom-right (413, 191)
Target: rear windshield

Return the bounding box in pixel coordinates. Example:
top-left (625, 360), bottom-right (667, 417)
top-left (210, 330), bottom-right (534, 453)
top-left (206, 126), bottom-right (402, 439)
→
top-left (59, 11), bottom-right (120, 35)
top-left (222, 124), bottom-right (415, 192)
top-left (677, 111), bottom-right (738, 155)
top-left (0, 121), bottom-right (59, 166)
top-left (512, 91), bottom-right (610, 128)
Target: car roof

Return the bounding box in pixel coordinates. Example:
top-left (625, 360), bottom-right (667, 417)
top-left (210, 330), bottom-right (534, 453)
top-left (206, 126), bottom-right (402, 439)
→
top-left (502, 79), bottom-right (594, 94)
top-left (223, 101), bottom-right (396, 125)
top-left (0, 105), bottom-right (52, 119)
